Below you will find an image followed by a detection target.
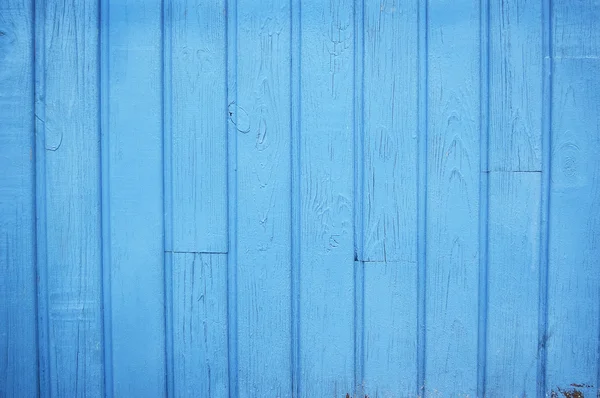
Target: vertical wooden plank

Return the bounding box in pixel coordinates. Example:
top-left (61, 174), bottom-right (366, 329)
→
top-left (166, 0), bottom-right (229, 393)
top-left (299, 0), bottom-right (355, 396)
top-left (0, 1), bottom-right (38, 396)
top-left (486, 173), bottom-right (541, 396)
top-left (425, 0), bottom-right (480, 395)
top-left (171, 253), bottom-right (229, 397)
top-left (552, 0), bottom-right (600, 59)
top-left (170, 0), bottom-right (227, 253)
top-left (488, 0), bottom-right (542, 172)
top-left (416, 0), bottom-right (427, 393)
top-left (545, 2), bottom-right (600, 396)
top-left (363, 262), bottom-right (418, 396)
top-left (106, 0), bottom-right (165, 395)
top-left (546, 59), bottom-right (600, 398)
top-left (361, 0), bottom-right (419, 395)
top-left (36, 0), bottom-right (104, 396)
top-left (362, 0), bottom-right (419, 263)
top-left (485, 1), bottom-right (543, 396)
top-left (235, 1), bottom-right (292, 396)
top-left (290, 0), bottom-right (301, 395)
top-left (226, 0), bottom-right (239, 395)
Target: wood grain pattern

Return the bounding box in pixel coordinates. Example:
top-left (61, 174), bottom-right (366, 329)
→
top-left (552, 0), bottom-right (600, 58)
top-left (235, 1), bottom-right (293, 396)
top-left (361, 0), bottom-right (419, 395)
top-left (299, 0), bottom-right (356, 395)
top-left (363, 261), bottom-right (418, 397)
top-left (486, 172), bottom-right (541, 396)
top-left (0, 2), bottom-right (599, 396)
top-left (170, 0), bottom-right (228, 253)
top-left (36, 1), bottom-right (104, 395)
top-left (105, 0), bottom-right (166, 395)
top-left (485, 1), bottom-right (544, 395)
top-left (546, 58), bottom-right (600, 397)
top-left (0, 1), bottom-right (38, 396)
top-left (425, 1), bottom-right (481, 395)
top-left (544, 3), bottom-right (600, 396)
top-left (172, 253), bottom-right (229, 397)
top-left (362, 0), bottom-right (419, 263)
top-left (489, 0), bottom-right (542, 171)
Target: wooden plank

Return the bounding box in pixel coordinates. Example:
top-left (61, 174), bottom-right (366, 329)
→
top-left (36, 1), bottom-right (104, 396)
top-left (545, 58), bottom-right (600, 398)
top-left (170, 0), bottom-right (227, 253)
top-left (363, 261), bottom-right (418, 397)
top-left (0, 2), bottom-right (38, 396)
top-left (552, 0), bottom-right (600, 58)
top-left (486, 172), bottom-right (540, 396)
top-left (171, 253), bottom-right (229, 397)
top-left (105, 0), bottom-right (165, 395)
top-left (425, 1), bottom-right (480, 395)
top-left (235, 1), bottom-right (293, 396)
top-left (299, 0), bottom-right (355, 395)
top-left (545, 3), bottom-right (600, 395)
top-left (361, 0), bottom-right (419, 395)
top-left (485, 2), bottom-right (543, 395)
top-left (488, 0), bottom-right (542, 171)
top-left (363, 0), bottom-right (419, 263)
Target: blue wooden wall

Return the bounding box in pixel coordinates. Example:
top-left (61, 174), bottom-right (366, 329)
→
top-left (1, 0), bottom-right (599, 397)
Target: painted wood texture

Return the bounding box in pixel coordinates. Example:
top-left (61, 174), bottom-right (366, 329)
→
top-left (104, 0), bottom-right (166, 395)
top-left (0, 2), bottom-right (38, 397)
top-left (425, 0), bottom-right (481, 395)
top-left (1, 0), bottom-right (599, 397)
top-left (235, 1), bottom-right (293, 396)
top-left (36, 1), bottom-right (104, 396)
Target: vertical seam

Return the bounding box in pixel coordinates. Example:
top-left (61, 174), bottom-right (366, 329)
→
top-left (537, 0), bottom-right (552, 396)
top-left (99, 0), bottom-right (113, 395)
top-left (226, 0), bottom-right (239, 396)
top-left (34, 0), bottom-right (51, 395)
top-left (161, 0), bottom-right (174, 395)
top-left (290, 0), bottom-right (301, 396)
top-left (477, 0), bottom-right (490, 395)
top-left (353, 0), bottom-right (365, 396)
top-left (416, 0), bottom-right (428, 395)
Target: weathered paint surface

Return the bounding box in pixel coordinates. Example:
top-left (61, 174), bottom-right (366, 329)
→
top-left (1, 0), bottom-right (599, 397)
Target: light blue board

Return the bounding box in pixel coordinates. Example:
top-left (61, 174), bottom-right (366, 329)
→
top-left (545, 32), bottom-right (600, 398)
top-left (362, 0), bottom-right (419, 264)
top-left (361, 0), bottom-right (420, 396)
top-left (363, 262), bottom-right (418, 397)
top-left (544, 2), bottom-right (600, 396)
top-left (485, 0), bottom-right (543, 396)
top-left (0, 1), bottom-right (38, 396)
top-left (299, 0), bottom-right (356, 396)
top-left (169, 0), bottom-right (228, 253)
top-left (425, 0), bottom-right (481, 395)
top-left (546, 58), bottom-right (600, 397)
top-left (165, 1), bottom-right (229, 396)
top-left (235, 0), bottom-right (293, 396)
top-left (552, 0), bottom-right (600, 59)
top-left (488, 0), bottom-right (542, 172)
top-left (1, 1), bottom-right (600, 397)
top-left (105, 0), bottom-right (166, 395)
top-left (36, 1), bottom-right (104, 396)
top-left (486, 173), bottom-right (541, 396)
top-left (172, 253), bottom-right (229, 397)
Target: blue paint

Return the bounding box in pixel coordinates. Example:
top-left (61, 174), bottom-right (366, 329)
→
top-left (1, 1), bottom-right (599, 397)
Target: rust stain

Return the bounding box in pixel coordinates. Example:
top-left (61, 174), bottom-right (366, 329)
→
top-left (551, 387), bottom-right (585, 398)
